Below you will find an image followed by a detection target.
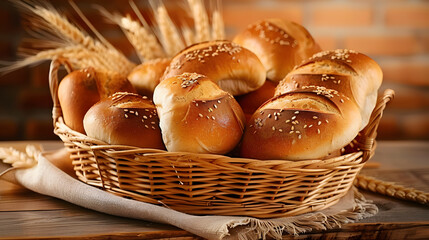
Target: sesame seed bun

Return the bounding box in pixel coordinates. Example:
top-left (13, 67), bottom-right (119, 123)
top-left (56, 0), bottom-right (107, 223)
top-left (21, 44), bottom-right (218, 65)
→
top-left (233, 19), bottom-right (321, 82)
top-left (58, 68), bottom-right (136, 134)
top-left (127, 58), bottom-right (171, 98)
top-left (83, 92), bottom-right (164, 149)
top-left (161, 40), bottom-right (266, 96)
top-left (241, 49), bottom-right (383, 160)
top-left (153, 72), bottom-right (246, 154)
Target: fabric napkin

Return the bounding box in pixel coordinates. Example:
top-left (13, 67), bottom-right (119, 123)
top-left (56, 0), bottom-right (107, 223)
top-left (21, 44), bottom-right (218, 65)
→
top-left (0, 145), bottom-right (378, 240)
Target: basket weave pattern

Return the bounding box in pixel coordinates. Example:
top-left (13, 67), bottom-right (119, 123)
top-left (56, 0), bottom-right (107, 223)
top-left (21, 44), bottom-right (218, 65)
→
top-left (49, 59), bottom-right (394, 218)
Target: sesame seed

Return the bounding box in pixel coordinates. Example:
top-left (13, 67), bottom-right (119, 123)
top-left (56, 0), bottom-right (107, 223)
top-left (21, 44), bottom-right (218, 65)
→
top-left (124, 114), bottom-right (128, 118)
top-left (309, 125), bottom-right (313, 128)
top-left (145, 125), bottom-right (149, 128)
top-left (212, 116), bottom-right (216, 120)
top-left (279, 129), bottom-right (283, 132)
top-left (217, 100), bottom-right (221, 104)
top-left (289, 131), bottom-right (294, 134)
top-left (274, 116), bottom-right (278, 121)
top-left (298, 134), bottom-right (302, 139)
top-left (291, 126), bottom-right (295, 131)
top-left (130, 111), bottom-right (135, 114)
top-left (317, 129), bottom-right (321, 134)
top-left (143, 116), bottom-right (148, 120)
top-left (304, 125), bottom-right (307, 128)
top-left (326, 120), bottom-right (329, 123)
top-left (86, 73), bottom-right (91, 78)
top-left (295, 131), bottom-right (300, 134)
top-left (313, 116), bottom-right (318, 119)
top-left (152, 126), bottom-right (156, 130)
top-left (294, 111), bottom-right (299, 114)
top-left (208, 108), bottom-right (213, 112)
top-left (142, 96), bottom-right (148, 99)
top-left (195, 103), bottom-right (199, 106)
top-left (272, 126), bottom-right (276, 131)
top-left (124, 109), bottom-right (129, 112)
top-left (318, 121), bottom-right (322, 125)
top-left (135, 111), bottom-right (139, 116)
top-left (340, 99), bottom-right (345, 103)
top-left (291, 116), bottom-right (297, 120)
top-left (286, 120), bottom-right (290, 123)
top-left (213, 104), bottom-right (218, 109)
top-left (198, 113), bottom-right (203, 118)
top-left (268, 114), bottom-right (272, 118)
top-left (151, 122), bottom-right (156, 125)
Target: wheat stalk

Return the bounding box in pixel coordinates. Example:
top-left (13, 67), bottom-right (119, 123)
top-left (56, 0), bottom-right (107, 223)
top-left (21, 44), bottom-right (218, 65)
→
top-left (187, 0), bottom-right (210, 42)
top-left (211, 0), bottom-right (225, 40)
top-left (0, 145), bottom-right (39, 169)
top-left (5, 1), bottom-right (136, 77)
top-left (151, 0), bottom-right (185, 57)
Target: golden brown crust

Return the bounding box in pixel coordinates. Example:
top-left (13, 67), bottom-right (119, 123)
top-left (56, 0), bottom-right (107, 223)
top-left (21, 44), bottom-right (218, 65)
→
top-left (241, 49), bottom-right (382, 160)
top-left (161, 40), bottom-right (266, 96)
top-left (233, 19), bottom-right (321, 82)
top-left (58, 68), bottom-right (136, 134)
top-left (83, 92), bottom-right (165, 149)
top-left (236, 80), bottom-right (277, 122)
top-left (127, 58), bottom-right (171, 98)
top-left (153, 73), bottom-right (246, 154)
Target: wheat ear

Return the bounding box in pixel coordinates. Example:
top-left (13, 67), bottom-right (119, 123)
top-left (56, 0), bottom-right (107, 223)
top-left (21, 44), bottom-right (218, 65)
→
top-left (4, 1), bottom-right (135, 77)
top-left (187, 0), bottom-right (210, 42)
top-left (0, 145), bottom-right (39, 169)
top-left (151, 0), bottom-right (185, 57)
top-left (211, 0), bottom-right (225, 40)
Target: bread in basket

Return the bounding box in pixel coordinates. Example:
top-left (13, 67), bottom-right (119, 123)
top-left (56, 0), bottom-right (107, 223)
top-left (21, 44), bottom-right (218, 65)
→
top-left (49, 56), bottom-right (394, 219)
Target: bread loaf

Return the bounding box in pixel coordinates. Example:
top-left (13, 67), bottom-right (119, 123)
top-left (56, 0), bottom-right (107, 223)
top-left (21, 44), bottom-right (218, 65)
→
top-left (240, 49), bottom-right (383, 160)
top-left (153, 72), bottom-right (246, 154)
top-left (83, 92), bottom-right (164, 149)
top-left (161, 40), bottom-right (266, 96)
top-left (127, 58), bottom-right (171, 98)
top-left (233, 19), bottom-right (321, 82)
top-left (58, 68), bottom-right (136, 134)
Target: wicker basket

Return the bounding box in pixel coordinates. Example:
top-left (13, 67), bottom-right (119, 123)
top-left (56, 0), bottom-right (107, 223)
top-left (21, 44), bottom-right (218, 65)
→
top-left (49, 58), bottom-right (394, 218)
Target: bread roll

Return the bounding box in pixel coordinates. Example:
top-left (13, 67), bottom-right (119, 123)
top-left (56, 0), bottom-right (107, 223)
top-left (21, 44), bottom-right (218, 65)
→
top-left (235, 80), bottom-right (277, 122)
top-left (58, 68), bottom-right (136, 134)
top-left (233, 19), bottom-right (321, 82)
top-left (153, 72), bottom-right (246, 154)
top-left (161, 40), bottom-right (266, 96)
top-left (240, 49), bottom-right (382, 160)
top-left (83, 92), bottom-right (164, 149)
top-left (127, 58), bottom-right (171, 97)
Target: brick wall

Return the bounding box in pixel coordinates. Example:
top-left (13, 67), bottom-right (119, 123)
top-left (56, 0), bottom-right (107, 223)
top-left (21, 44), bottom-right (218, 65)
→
top-left (0, 0), bottom-right (428, 141)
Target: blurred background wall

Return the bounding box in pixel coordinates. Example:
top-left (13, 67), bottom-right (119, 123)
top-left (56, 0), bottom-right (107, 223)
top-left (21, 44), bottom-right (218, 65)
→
top-left (0, 0), bottom-right (428, 141)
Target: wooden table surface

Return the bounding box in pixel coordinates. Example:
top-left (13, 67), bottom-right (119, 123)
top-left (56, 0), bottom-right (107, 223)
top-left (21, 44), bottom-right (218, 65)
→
top-left (1, 141), bottom-right (428, 239)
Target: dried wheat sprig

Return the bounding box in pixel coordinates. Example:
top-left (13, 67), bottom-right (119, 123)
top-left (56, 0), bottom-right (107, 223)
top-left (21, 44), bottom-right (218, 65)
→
top-left (182, 26), bottom-right (196, 46)
top-left (187, 0), bottom-right (210, 42)
top-left (211, 0), bottom-right (225, 40)
top-left (0, 145), bottom-right (39, 169)
top-left (151, 0), bottom-right (185, 57)
top-left (4, 1), bottom-right (136, 77)
top-left (99, 8), bottom-right (166, 63)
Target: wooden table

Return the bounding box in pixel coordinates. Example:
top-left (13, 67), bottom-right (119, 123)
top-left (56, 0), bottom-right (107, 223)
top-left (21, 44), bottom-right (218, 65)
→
top-left (1, 141), bottom-right (428, 239)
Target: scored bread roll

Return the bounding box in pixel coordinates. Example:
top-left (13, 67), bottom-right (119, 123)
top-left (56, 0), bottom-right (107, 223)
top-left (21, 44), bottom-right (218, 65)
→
top-left (153, 72), bottom-right (246, 154)
top-left (58, 67), bottom-right (136, 134)
top-left (233, 19), bottom-right (321, 82)
top-left (275, 49), bottom-right (383, 130)
top-left (240, 49), bottom-right (383, 160)
top-left (127, 58), bottom-right (171, 98)
top-left (83, 92), bottom-right (164, 149)
top-left (161, 40), bottom-right (266, 96)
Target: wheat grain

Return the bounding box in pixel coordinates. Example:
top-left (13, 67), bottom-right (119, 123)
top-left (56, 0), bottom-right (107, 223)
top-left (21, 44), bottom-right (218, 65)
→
top-left (211, 0), bottom-right (225, 41)
top-left (152, 1), bottom-right (185, 56)
top-left (120, 16), bottom-right (166, 61)
top-left (188, 0), bottom-right (210, 42)
top-left (0, 145), bottom-right (39, 169)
